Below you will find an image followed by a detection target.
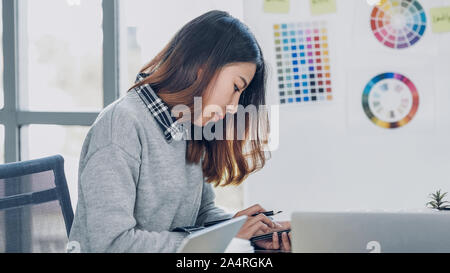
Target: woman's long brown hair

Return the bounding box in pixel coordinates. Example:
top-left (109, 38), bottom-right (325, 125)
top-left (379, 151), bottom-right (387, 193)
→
top-left (127, 10), bottom-right (271, 187)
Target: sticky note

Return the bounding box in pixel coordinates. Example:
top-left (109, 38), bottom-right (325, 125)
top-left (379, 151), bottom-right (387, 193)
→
top-left (310, 0), bottom-right (337, 16)
top-left (264, 0), bottom-right (290, 14)
top-left (430, 7), bottom-right (450, 33)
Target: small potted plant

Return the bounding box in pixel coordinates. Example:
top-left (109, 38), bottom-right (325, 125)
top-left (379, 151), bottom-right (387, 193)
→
top-left (426, 190), bottom-right (450, 211)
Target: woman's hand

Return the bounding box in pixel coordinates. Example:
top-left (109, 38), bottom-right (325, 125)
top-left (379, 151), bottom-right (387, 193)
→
top-left (254, 221), bottom-right (292, 252)
top-left (233, 204), bottom-right (281, 240)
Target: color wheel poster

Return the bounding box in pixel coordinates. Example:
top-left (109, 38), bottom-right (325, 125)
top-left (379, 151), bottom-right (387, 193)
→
top-left (346, 65), bottom-right (436, 134)
top-left (351, 0), bottom-right (442, 56)
top-left (345, 0), bottom-right (440, 134)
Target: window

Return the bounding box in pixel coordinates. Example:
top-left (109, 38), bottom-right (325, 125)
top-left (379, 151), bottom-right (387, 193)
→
top-left (23, 0), bottom-right (103, 112)
top-left (0, 0), bottom-right (107, 252)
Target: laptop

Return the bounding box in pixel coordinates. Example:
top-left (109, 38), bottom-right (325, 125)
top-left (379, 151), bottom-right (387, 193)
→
top-left (176, 215), bottom-right (247, 253)
top-left (291, 211), bottom-right (450, 253)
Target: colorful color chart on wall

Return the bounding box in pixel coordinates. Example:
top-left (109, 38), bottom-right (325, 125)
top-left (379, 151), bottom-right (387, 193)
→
top-left (370, 0), bottom-right (427, 49)
top-left (273, 21), bottom-right (332, 105)
top-left (362, 72), bottom-right (419, 129)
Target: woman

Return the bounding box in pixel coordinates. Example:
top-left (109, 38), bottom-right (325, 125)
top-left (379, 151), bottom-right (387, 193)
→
top-left (69, 10), bottom-right (291, 253)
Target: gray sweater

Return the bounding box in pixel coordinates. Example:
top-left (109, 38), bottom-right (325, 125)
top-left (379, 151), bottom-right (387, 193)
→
top-left (68, 90), bottom-right (234, 253)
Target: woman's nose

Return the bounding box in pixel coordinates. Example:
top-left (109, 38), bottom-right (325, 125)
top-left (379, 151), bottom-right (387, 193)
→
top-left (226, 94), bottom-right (240, 114)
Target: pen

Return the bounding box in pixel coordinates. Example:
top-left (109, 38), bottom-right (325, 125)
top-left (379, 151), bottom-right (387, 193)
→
top-left (203, 210), bottom-right (283, 227)
top-left (251, 210), bottom-right (282, 217)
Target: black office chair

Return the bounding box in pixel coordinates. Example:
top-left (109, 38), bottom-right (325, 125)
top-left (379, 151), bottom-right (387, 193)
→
top-left (0, 155), bottom-right (74, 253)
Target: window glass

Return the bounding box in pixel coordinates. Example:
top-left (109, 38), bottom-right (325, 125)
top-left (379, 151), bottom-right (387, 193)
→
top-left (23, 0), bottom-right (103, 112)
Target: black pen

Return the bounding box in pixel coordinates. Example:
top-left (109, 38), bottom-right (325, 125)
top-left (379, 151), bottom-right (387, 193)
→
top-left (251, 210), bottom-right (282, 217)
top-left (203, 210), bottom-right (283, 227)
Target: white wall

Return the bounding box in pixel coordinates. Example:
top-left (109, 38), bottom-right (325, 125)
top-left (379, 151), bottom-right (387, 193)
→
top-left (242, 0), bottom-right (450, 221)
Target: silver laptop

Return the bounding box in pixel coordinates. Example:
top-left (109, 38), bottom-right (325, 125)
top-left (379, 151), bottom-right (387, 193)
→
top-left (177, 215), bottom-right (247, 253)
top-left (291, 211), bottom-right (450, 253)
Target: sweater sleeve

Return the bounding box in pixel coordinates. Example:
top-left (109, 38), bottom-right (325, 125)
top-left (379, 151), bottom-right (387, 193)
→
top-left (195, 179), bottom-right (235, 226)
top-left (79, 143), bottom-right (188, 253)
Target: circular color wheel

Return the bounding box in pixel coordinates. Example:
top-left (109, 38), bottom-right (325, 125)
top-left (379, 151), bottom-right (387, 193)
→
top-left (370, 0), bottom-right (427, 49)
top-left (362, 73), bottom-right (419, 129)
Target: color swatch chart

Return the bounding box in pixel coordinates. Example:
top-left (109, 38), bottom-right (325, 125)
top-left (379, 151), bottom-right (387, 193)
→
top-left (273, 21), bottom-right (332, 105)
top-left (370, 0), bottom-right (427, 49)
top-left (362, 72), bottom-right (419, 129)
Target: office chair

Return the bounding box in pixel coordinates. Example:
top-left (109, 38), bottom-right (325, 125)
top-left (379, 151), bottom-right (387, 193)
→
top-left (0, 155), bottom-right (74, 253)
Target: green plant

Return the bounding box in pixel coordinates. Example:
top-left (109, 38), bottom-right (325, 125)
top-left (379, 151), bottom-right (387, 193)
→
top-left (426, 190), bottom-right (450, 210)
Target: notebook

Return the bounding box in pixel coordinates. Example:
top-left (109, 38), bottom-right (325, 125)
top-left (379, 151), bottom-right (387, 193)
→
top-left (176, 216), bottom-right (247, 253)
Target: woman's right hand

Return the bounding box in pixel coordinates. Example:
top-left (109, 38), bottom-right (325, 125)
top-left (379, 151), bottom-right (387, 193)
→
top-left (233, 204), bottom-right (280, 240)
